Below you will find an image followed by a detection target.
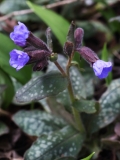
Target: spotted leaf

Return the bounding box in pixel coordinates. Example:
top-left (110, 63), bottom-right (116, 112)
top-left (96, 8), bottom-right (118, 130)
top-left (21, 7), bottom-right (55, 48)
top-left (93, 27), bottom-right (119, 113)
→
top-left (12, 110), bottom-right (67, 136)
top-left (15, 71), bottom-right (68, 103)
top-left (48, 55), bottom-right (86, 108)
top-left (88, 78), bottom-right (120, 133)
top-left (73, 99), bottom-right (99, 114)
top-left (24, 125), bottom-right (85, 160)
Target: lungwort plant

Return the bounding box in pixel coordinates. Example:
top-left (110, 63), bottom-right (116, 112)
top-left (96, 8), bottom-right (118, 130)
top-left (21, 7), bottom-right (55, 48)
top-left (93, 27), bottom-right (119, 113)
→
top-left (8, 21), bottom-right (112, 160)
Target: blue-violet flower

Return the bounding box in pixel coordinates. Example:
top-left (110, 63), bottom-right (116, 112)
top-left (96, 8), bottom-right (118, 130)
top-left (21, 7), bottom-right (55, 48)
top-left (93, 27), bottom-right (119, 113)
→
top-left (9, 49), bottom-right (30, 71)
top-left (10, 22), bottom-right (29, 47)
top-left (93, 60), bottom-right (112, 79)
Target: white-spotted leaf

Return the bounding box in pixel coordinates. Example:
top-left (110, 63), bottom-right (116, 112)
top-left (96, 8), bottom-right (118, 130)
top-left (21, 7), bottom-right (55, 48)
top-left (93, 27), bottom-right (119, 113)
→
top-left (24, 125), bottom-right (85, 160)
top-left (12, 110), bottom-right (67, 136)
top-left (48, 55), bottom-right (86, 108)
top-left (88, 79), bottom-right (120, 133)
top-left (73, 99), bottom-right (99, 114)
top-left (15, 71), bottom-right (68, 103)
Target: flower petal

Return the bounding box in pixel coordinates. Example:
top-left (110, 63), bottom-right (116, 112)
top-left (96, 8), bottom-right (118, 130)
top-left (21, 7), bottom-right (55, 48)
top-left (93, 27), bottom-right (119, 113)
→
top-left (9, 49), bottom-right (30, 71)
top-left (93, 60), bottom-right (112, 79)
top-left (10, 22), bottom-right (30, 47)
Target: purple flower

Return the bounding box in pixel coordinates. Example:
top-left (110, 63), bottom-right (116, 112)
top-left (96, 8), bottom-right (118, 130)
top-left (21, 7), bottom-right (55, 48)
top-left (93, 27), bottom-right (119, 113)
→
top-left (93, 60), bottom-right (112, 79)
top-left (9, 49), bottom-right (30, 71)
top-left (10, 22), bottom-right (29, 47)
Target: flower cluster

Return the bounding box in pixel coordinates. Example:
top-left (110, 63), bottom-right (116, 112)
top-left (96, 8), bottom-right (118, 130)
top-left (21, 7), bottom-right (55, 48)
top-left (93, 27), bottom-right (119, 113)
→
top-left (9, 21), bottom-right (112, 79)
top-left (73, 28), bottom-right (112, 79)
top-left (9, 22), bottom-right (51, 71)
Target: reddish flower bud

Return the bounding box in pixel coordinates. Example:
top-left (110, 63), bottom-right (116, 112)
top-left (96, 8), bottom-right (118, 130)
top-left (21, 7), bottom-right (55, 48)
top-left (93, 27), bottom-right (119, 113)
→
top-left (23, 44), bottom-right (37, 52)
top-left (63, 41), bottom-right (74, 56)
top-left (74, 28), bottom-right (84, 49)
top-left (33, 59), bottom-right (48, 71)
top-left (76, 46), bottom-right (99, 65)
top-left (26, 50), bottom-right (50, 64)
top-left (27, 32), bottom-right (49, 51)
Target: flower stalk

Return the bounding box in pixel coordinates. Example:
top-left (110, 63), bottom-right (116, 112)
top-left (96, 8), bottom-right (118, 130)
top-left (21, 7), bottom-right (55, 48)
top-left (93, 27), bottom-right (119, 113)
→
top-left (66, 55), bottom-right (85, 133)
top-left (54, 57), bottom-right (85, 133)
top-left (54, 61), bottom-right (67, 77)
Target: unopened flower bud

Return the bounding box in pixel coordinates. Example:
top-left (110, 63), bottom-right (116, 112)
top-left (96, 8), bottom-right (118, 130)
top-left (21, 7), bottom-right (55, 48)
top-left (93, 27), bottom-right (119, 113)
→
top-left (76, 46), bottom-right (99, 65)
top-left (63, 41), bottom-right (74, 56)
top-left (26, 50), bottom-right (51, 64)
top-left (74, 28), bottom-right (84, 49)
top-left (27, 32), bottom-right (49, 51)
top-left (33, 59), bottom-right (48, 71)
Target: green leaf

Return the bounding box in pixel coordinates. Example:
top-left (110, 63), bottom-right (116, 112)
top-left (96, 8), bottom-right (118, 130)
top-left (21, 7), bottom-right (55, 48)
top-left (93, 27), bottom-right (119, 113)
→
top-left (11, 78), bottom-right (30, 106)
top-left (39, 98), bottom-right (51, 113)
top-left (0, 121), bottom-right (9, 136)
top-left (0, 33), bottom-right (31, 84)
top-left (24, 125), bottom-right (85, 160)
top-left (0, 68), bottom-right (14, 107)
top-left (101, 43), bottom-right (108, 61)
top-left (12, 72), bottom-right (43, 106)
top-left (85, 79), bottom-right (94, 98)
top-left (27, 1), bottom-right (70, 46)
top-left (47, 55), bottom-right (86, 109)
top-left (89, 78), bottom-right (120, 133)
top-left (0, 85), bottom-right (6, 94)
top-left (12, 110), bottom-right (67, 136)
top-left (81, 152), bottom-right (95, 160)
top-left (15, 71), bottom-right (68, 103)
top-left (73, 99), bottom-right (99, 114)
top-left (101, 43), bottom-right (112, 85)
top-left (0, 85), bottom-right (6, 107)
top-left (81, 68), bottom-right (96, 98)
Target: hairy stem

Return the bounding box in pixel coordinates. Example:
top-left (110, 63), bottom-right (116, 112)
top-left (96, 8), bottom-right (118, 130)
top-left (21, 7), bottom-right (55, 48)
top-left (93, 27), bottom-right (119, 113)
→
top-left (54, 56), bottom-right (85, 133)
top-left (54, 61), bottom-right (67, 76)
top-left (66, 55), bottom-right (85, 133)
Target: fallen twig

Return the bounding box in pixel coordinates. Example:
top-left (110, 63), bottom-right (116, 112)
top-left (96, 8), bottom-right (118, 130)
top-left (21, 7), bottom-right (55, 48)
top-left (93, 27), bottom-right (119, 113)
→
top-left (0, 0), bottom-right (78, 22)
